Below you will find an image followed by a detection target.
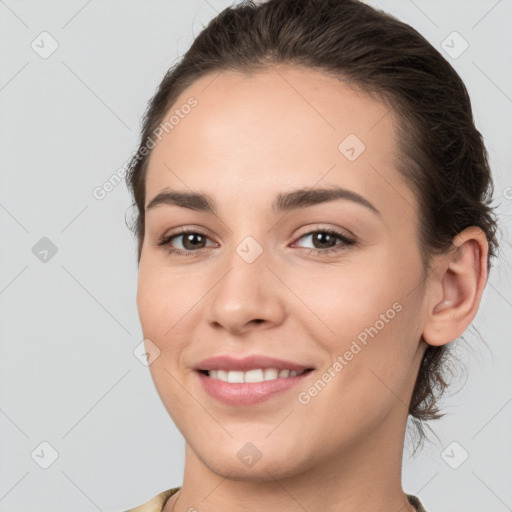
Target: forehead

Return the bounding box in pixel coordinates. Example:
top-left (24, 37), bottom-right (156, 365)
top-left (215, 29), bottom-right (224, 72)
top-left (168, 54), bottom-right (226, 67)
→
top-left (144, 65), bottom-right (416, 220)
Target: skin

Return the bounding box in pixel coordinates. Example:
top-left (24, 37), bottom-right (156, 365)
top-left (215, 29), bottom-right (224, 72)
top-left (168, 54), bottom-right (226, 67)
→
top-left (136, 65), bottom-right (489, 512)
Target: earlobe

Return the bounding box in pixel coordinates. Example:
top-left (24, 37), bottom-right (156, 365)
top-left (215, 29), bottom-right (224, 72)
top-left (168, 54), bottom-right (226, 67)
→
top-left (422, 227), bottom-right (489, 347)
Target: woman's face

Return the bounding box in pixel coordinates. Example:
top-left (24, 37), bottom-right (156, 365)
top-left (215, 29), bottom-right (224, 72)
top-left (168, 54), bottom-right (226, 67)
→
top-left (137, 65), bottom-right (430, 478)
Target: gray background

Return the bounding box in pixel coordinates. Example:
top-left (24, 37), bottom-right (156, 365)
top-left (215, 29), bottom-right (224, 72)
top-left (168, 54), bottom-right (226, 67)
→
top-left (0, 0), bottom-right (511, 511)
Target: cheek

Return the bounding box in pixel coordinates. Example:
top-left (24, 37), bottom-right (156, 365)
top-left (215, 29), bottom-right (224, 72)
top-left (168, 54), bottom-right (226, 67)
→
top-left (296, 246), bottom-right (423, 400)
top-left (136, 259), bottom-right (213, 373)
top-left (294, 253), bottom-right (411, 343)
top-left (136, 262), bottom-right (201, 425)
top-left (137, 260), bottom-right (192, 338)
top-left (136, 266), bottom-right (167, 341)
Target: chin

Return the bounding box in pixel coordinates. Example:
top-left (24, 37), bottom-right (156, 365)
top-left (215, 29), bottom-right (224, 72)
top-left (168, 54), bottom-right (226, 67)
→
top-left (193, 438), bottom-right (312, 482)
top-left (204, 455), bottom-right (301, 483)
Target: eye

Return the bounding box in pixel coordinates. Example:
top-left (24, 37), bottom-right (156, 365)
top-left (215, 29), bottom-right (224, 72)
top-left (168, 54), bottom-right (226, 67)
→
top-left (292, 228), bottom-right (355, 254)
top-left (157, 229), bottom-right (216, 257)
top-left (157, 227), bottom-right (356, 257)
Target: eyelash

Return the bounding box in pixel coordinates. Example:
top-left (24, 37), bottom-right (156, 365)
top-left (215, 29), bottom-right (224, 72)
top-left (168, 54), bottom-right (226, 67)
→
top-left (157, 227), bottom-right (356, 257)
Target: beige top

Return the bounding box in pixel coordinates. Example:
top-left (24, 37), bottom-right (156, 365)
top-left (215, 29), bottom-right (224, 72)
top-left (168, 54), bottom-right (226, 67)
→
top-left (124, 487), bottom-right (427, 512)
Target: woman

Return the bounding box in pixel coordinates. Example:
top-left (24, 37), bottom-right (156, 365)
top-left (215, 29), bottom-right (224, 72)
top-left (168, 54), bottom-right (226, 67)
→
top-left (123, 0), bottom-right (498, 510)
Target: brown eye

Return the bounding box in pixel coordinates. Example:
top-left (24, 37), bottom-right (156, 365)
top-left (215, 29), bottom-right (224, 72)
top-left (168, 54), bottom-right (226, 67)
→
top-left (310, 231), bottom-right (338, 249)
top-left (294, 229), bottom-right (355, 254)
top-left (158, 229), bottom-right (215, 256)
top-left (179, 232), bottom-right (207, 250)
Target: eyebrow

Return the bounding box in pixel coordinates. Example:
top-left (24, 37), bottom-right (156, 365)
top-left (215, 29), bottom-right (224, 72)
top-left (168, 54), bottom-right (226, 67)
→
top-left (145, 186), bottom-right (380, 216)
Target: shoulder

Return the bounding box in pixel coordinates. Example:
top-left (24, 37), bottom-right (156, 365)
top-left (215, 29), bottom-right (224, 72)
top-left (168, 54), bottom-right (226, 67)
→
top-left (123, 487), bottom-right (181, 512)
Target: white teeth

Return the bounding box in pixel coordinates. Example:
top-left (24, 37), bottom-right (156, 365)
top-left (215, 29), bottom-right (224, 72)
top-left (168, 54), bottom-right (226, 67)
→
top-left (245, 369), bottom-right (264, 382)
top-left (208, 368), bottom-right (307, 383)
top-left (263, 368), bottom-right (279, 380)
top-left (217, 369), bottom-right (228, 382)
top-left (227, 370), bottom-right (244, 383)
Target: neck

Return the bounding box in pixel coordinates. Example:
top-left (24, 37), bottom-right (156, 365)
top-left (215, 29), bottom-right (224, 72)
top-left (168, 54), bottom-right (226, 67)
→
top-left (165, 402), bottom-right (416, 512)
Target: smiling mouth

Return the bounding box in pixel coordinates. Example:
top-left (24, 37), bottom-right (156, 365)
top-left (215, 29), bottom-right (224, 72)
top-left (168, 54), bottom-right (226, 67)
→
top-left (198, 368), bottom-right (314, 383)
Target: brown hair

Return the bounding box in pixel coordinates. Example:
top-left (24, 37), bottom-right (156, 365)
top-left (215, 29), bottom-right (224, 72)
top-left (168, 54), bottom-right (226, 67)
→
top-left (125, 0), bottom-right (499, 445)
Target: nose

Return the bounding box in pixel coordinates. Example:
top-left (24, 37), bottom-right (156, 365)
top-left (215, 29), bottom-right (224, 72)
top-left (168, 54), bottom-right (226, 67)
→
top-left (204, 241), bottom-right (286, 335)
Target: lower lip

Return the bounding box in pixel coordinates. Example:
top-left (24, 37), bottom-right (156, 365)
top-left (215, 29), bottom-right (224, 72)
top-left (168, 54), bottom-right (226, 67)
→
top-left (196, 370), bottom-right (313, 406)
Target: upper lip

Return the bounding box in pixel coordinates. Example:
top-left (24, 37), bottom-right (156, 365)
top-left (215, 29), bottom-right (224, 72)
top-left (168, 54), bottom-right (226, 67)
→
top-left (195, 355), bottom-right (314, 372)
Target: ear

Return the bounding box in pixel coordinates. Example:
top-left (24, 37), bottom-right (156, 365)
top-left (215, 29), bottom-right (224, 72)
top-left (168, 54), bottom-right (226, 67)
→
top-left (422, 227), bottom-right (489, 347)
